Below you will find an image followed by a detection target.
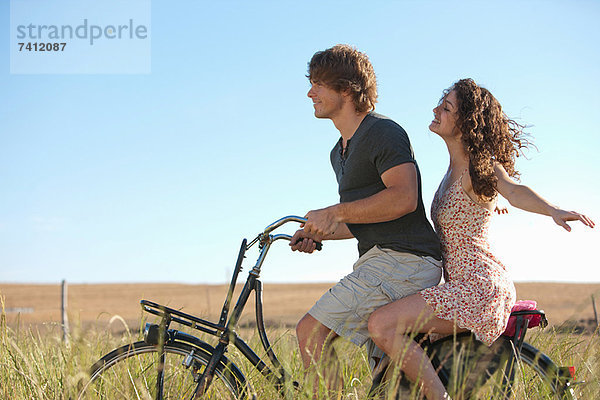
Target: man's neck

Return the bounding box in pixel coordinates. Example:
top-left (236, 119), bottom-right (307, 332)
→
top-left (332, 110), bottom-right (369, 146)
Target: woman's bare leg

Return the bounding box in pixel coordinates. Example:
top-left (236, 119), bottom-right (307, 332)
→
top-left (368, 293), bottom-right (465, 400)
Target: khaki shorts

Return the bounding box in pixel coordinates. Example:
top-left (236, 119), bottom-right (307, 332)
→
top-left (308, 245), bottom-right (442, 346)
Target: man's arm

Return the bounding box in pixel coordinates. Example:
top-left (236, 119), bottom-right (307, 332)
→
top-left (302, 163), bottom-right (418, 238)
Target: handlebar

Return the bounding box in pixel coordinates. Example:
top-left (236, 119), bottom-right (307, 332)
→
top-left (262, 215), bottom-right (308, 235)
top-left (246, 215), bottom-right (322, 251)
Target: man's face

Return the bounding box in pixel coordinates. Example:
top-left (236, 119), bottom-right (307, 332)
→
top-left (307, 81), bottom-right (345, 120)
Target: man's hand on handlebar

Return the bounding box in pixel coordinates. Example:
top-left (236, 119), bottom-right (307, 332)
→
top-left (302, 207), bottom-right (341, 238)
top-left (290, 230), bottom-right (322, 254)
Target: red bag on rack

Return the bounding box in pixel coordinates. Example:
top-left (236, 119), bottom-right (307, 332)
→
top-left (503, 300), bottom-right (542, 336)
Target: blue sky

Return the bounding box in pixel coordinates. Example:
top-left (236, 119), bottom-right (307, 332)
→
top-left (1, 0), bottom-right (599, 284)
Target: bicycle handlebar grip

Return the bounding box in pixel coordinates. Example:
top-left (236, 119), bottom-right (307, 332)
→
top-left (291, 237), bottom-right (323, 251)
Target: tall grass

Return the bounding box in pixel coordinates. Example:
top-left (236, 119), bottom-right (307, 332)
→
top-left (1, 299), bottom-right (598, 399)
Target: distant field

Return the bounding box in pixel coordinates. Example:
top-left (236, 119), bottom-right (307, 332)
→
top-left (1, 282), bottom-right (599, 331)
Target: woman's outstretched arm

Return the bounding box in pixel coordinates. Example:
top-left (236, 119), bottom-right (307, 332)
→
top-left (493, 163), bottom-right (595, 231)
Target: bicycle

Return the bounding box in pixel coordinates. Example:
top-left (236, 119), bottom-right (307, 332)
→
top-left (78, 215), bottom-right (580, 399)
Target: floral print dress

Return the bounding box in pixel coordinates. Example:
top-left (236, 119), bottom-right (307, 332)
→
top-left (420, 172), bottom-right (516, 346)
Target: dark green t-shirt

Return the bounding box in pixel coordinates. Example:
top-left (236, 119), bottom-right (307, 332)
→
top-left (330, 112), bottom-right (441, 260)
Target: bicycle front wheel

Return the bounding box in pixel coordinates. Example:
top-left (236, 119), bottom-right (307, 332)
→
top-left (78, 340), bottom-right (249, 399)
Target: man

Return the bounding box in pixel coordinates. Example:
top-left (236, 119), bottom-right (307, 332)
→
top-left (290, 44), bottom-right (442, 391)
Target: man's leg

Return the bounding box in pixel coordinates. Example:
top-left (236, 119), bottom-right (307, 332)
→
top-left (296, 247), bottom-right (441, 395)
top-left (296, 313), bottom-right (341, 396)
top-left (296, 313), bottom-right (339, 367)
top-left (363, 250), bottom-right (442, 373)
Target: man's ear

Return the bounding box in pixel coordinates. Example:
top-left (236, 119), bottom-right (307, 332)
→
top-left (341, 89), bottom-right (355, 107)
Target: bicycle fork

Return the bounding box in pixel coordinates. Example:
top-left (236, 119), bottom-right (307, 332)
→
top-left (191, 272), bottom-right (257, 398)
top-left (154, 314), bottom-right (171, 400)
top-left (192, 341), bottom-right (228, 399)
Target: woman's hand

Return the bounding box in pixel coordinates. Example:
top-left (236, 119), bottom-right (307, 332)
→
top-left (550, 209), bottom-right (595, 232)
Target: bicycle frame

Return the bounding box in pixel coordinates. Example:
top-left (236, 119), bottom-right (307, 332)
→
top-left (140, 216), bottom-right (308, 398)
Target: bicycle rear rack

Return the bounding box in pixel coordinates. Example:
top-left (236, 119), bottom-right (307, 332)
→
top-left (141, 299), bottom-right (225, 336)
top-left (506, 309), bottom-right (548, 351)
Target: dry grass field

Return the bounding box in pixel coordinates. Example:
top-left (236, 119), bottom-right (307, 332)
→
top-left (2, 281), bottom-right (600, 399)
top-left (1, 281), bottom-right (599, 332)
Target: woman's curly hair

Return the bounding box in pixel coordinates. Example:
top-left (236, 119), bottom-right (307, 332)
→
top-left (445, 78), bottom-right (530, 200)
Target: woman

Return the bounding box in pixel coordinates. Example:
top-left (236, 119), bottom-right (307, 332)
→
top-left (367, 78), bottom-right (595, 400)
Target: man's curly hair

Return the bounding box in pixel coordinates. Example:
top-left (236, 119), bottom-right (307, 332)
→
top-left (307, 44), bottom-right (377, 113)
top-left (445, 78), bottom-right (530, 200)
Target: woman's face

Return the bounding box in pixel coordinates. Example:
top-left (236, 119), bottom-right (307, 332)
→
top-left (429, 90), bottom-right (460, 138)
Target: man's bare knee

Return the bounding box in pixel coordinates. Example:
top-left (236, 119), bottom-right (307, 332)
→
top-left (368, 307), bottom-right (387, 339)
top-left (297, 314), bottom-right (329, 344)
top-left (297, 314), bottom-right (341, 358)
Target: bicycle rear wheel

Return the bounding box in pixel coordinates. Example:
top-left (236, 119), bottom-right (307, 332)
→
top-left (511, 342), bottom-right (576, 400)
top-left (78, 340), bottom-right (249, 399)
top-left (429, 334), bottom-right (576, 399)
